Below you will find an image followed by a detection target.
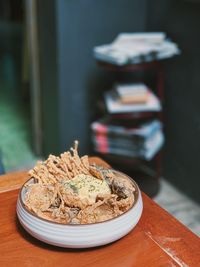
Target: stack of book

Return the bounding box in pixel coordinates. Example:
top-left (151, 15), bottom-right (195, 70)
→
top-left (91, 82), bottom-right (164, 161)
top-left (91, 117), bottom-right (164, 160)
top-left (114, 83), bottom-right (149, 104)
top-left (104, 83), bottom-right (161, 114)
top-left (94, 32), bottom-right (180, 66)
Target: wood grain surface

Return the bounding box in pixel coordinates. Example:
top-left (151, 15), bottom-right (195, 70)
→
top-left (0, 171), bottom-right (28, 193)
top-left (0, 157), bottom-right (199, 267)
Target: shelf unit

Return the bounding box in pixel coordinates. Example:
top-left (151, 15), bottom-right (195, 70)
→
top-left (94, 60), bottom-right (165, 179)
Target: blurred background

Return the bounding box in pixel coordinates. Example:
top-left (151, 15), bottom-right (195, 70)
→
top-left (0, 0), bottom-right (199, 235)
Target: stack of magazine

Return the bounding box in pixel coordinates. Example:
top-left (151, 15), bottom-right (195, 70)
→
top-left (94, 32), bottom-right (180, 65)
top-left (91, 117), bottom-right (164, 161)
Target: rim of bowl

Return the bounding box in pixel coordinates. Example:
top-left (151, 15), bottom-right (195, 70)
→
top-left (19, 169), bottom-right (140, 226)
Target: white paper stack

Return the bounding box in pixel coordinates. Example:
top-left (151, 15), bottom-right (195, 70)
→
top-left (94, 32), bottom-right (180, 65)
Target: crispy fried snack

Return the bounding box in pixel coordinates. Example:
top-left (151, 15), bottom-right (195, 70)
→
top-left (25, 141), bottom-right (135, 224)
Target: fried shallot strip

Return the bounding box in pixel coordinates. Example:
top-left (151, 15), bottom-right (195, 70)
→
top-left (28, 140), bottom-right (91, 183)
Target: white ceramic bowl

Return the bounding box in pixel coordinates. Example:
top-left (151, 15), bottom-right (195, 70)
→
top-left (17, 170), bottom-right (143, 248)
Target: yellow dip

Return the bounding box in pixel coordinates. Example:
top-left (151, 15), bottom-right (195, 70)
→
top-left (63, 174), bottom-right (111, 204)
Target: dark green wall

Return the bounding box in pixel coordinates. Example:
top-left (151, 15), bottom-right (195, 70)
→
top-left (147, 0), bottom-right (200, 202)
top-left (37, 0), bottom-right (60, 155)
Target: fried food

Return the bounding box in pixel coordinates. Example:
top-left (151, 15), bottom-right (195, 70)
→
top-left (24, 141), bottom-right (136, 224)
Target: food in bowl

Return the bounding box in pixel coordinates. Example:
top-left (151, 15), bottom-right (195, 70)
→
top-left (24, 141), bottom-right (136, 224)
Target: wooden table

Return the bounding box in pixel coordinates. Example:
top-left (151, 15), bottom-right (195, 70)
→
top-left (0, 157), bottom-right (200, 267)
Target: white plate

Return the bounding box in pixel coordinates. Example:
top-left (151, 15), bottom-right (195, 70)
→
top-left (16, 170), bottom-right (143, 248)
